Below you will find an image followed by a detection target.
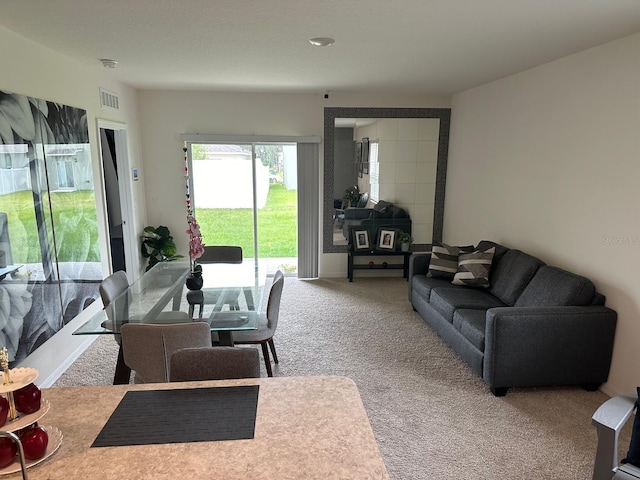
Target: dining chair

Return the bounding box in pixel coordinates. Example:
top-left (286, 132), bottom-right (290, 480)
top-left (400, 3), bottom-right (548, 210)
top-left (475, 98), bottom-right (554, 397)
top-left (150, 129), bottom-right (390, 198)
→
top-left (225, 270), bottom-right (284, 377)
top-left (169, 346), bottom-right (260, 381)
top-left (187, 245), bottom-right (244, 318)
top-left (120, 322), bottom-right (212, 383)
top-left (100, 270), bottom-right (190, 337)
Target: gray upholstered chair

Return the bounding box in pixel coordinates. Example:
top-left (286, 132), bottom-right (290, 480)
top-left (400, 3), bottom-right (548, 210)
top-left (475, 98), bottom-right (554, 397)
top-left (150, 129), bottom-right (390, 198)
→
top-left (592, 392), bottom-right (640, 479)
top-left (169, 346), bottom-right (260, 381)
top-left (226, 270), bottom-right (284, 377)
top-left (187, 245), bottom-right (244, 318)
top-left (120, 322), bottom-right (212, 383)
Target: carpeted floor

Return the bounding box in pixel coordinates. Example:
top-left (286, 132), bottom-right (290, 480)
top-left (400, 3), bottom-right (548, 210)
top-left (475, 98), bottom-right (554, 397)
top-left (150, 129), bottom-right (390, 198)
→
top-left (53, 276), bottom-right (626, 479)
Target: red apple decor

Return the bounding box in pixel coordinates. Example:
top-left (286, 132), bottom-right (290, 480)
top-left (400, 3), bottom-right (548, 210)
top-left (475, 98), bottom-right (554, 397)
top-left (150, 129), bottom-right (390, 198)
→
top-left (18, 425), bottom-right (48, 461)
top-left (14, 383), bottom-right (41, 415)
top-left (0, 437), bottom-right (17, 469)
top-left (0, 395), bottom-right (8, 427)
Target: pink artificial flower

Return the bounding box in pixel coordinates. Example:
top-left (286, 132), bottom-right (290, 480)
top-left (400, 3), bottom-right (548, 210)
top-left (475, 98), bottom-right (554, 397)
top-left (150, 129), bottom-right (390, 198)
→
top-left (186, 215), bottom-right (205, 270)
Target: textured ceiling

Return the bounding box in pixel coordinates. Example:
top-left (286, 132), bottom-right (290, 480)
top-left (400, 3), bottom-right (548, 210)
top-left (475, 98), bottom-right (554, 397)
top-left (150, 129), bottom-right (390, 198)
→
top-left (2, 0), bottom-right (640, 95)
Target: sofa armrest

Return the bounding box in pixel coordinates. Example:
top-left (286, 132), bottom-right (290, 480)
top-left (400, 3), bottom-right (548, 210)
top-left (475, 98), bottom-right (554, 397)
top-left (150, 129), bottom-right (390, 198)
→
top-left (408, 253), bottom-right (431, 302)
top-left (483, 305), bottom-right (617, 391)
top-left (592, 394), bottom-right (637, 480)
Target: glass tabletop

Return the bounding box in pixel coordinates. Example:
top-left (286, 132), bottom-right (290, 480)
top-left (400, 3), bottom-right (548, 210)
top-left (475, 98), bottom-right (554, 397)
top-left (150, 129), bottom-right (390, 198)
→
top-left (73, 259), bottom-right (268, 335)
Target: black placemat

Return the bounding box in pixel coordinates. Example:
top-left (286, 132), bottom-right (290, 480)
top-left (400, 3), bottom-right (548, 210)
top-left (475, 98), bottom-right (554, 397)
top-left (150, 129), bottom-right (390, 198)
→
top-left (92, 385), bottom-right (259, 447)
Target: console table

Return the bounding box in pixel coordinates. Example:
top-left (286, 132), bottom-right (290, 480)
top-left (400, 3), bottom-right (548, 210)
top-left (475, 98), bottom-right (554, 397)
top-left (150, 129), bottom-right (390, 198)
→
top-left (348, 249), bottom-right (411, 282)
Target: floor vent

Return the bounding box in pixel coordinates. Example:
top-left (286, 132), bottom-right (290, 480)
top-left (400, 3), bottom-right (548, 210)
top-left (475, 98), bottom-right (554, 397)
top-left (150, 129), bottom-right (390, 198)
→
top-left (99, 88), bottom-right (119, 110)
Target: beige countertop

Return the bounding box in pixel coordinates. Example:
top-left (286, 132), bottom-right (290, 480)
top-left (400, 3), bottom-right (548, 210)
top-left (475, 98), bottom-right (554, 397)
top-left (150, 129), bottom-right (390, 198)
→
top-left (7, 376), bottom-right (389, 479)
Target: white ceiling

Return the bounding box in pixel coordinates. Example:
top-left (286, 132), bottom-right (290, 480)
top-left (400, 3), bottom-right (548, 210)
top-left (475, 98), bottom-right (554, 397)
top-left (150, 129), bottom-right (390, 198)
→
top-left (2, 1), bottom-right (640, 95)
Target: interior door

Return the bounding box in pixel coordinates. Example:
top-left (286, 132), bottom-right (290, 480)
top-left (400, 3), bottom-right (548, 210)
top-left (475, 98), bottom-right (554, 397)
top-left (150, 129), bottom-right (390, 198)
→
top-left (98, 121), bottom-right (135, 275)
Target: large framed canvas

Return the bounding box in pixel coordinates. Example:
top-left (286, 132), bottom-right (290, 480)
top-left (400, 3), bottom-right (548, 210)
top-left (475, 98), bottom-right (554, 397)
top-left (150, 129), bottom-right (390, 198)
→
top-left (0, 89), bottom-right (102, 365)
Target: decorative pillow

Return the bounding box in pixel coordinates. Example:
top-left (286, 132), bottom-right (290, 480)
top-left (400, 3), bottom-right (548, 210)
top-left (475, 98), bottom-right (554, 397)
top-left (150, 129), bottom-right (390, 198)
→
top-left (428, 242), bottom-right (474, 280)
top-left (622, 387), bottom-right (640, 468)
top-left (451, 247), bottom-right (496, 288)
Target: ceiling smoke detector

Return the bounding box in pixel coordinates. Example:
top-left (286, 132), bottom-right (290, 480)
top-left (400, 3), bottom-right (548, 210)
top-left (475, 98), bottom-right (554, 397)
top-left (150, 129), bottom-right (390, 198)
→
top-left (308, 37), bottom-right (335, 47)
top-left (100, 59), bottom-right (118, 69)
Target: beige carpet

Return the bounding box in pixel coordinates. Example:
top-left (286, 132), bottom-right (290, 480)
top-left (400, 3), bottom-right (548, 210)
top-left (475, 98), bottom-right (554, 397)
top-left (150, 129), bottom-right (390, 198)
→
top-left (53, 277), bottom-right (628, 479)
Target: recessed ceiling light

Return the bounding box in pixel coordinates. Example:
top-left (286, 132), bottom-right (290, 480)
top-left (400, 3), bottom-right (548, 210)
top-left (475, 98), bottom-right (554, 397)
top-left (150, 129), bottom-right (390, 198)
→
top-left (309, 37), bottom-right (335, 47)
top-left (100, 59), bottom-right (118, 68)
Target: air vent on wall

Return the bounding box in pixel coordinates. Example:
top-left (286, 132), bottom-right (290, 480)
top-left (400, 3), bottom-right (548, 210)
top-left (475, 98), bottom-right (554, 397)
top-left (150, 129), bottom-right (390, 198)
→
top-left (99, 88), bottom-right (119, 110)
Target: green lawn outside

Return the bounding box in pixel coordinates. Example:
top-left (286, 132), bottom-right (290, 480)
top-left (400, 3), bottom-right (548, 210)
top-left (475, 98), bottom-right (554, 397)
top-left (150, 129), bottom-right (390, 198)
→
top-left (0, 190), bottom-right (100, 263)
top-left (0, 183), bottom-right (296, 264)
top-left (196, 183), bottom-right (297, 258)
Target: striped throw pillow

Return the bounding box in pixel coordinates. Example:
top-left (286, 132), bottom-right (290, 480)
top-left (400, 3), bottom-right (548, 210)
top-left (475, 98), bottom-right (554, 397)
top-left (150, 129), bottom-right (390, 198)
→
top-left (452, 247), bottom-right (496, 288)
top-left (428, 242), bottom-right (474, 280)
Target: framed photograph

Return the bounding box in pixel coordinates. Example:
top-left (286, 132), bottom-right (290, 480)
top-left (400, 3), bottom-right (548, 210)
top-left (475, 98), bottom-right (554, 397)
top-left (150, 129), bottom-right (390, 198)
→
top-left (351, 228), bottom-right (370, 250)
top-left (355, 142), bottom-right (363, 164)
top-left (377, 228), bottom-right (397, 251)
top-left (362, 137), bottom-right (370, 164)
top-left (362, 161), bottom-right (369, 175)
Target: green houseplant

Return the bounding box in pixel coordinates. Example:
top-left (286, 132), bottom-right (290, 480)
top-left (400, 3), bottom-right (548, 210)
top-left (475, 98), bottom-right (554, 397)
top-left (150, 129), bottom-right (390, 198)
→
top-left (398, 231), bottom-right (413, 252)
top-left (345, 185), bottom-right (361, 207)
top-left (140, 225), bottom-right (183, 272)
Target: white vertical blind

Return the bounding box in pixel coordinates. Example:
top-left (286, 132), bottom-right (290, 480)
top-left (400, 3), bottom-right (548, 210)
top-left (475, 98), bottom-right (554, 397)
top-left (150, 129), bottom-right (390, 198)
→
top-left (369, 141), bottom-right (379, 202)
top-left (297, 143), bottom-right (319, 278)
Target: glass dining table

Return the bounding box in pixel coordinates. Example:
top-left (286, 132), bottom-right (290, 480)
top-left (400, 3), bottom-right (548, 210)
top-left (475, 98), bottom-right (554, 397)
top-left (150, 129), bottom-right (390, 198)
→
top-left (73, 259), bottom-right (268, 384)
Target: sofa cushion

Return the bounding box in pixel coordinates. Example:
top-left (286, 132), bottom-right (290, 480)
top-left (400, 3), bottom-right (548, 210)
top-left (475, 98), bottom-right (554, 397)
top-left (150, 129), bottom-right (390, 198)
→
top-left (476, 240), bottom-right (509, 264)
top-left (412, 275), bottom-right (456, 302)
top-left (388, 205), bottom-right (408, 219)
top-left (430, 287), bottom-right (505, 322)
top-left (514, 265), bottom-right (596, 307)
top-left (452, 247), bottom-right (496, 288)
top-left (453, 309), bottom-right (487, 351)
top-left (487, 249), bottom-right (544, 306)
top-left (428, 242), bottom-right (475, 280)
top-left (374, 200), bottom-right (393, 218)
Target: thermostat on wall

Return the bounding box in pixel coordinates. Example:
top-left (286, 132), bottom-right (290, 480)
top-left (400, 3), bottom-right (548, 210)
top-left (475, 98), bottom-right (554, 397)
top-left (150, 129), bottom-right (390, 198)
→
top-left (132, 168), bottom-right (139, 181)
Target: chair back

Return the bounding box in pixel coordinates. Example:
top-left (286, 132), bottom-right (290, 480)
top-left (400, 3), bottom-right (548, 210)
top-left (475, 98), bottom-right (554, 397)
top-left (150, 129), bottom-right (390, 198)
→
top-left (266, 270), bottom-right (284, 330)
top-left (169, 346), bottom-right (260, 381)
top-left (357, 192), bottom-right (369, 208)
top-left (199, 246), bottom-right (243, 264)
top-left (99, 270), bottom-right (129, 307)
top-left (120, 322), bottom-right (212, 383)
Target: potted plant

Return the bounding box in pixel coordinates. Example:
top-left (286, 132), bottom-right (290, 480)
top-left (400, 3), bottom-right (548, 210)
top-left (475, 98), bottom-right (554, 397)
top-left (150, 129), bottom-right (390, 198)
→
top-left (345, 185), bottom-right (361, 207)
top-left (140, 225), bottom-right (183, 272)
top-left (185, 214), bottom-right (205, 290)
top-left (398, 231), bottom-right (413, 252)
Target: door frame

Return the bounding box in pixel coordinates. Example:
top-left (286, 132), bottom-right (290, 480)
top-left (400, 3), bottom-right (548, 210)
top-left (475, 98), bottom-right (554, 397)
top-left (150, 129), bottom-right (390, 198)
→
top-left (96, 119), bottom-right (136, 276)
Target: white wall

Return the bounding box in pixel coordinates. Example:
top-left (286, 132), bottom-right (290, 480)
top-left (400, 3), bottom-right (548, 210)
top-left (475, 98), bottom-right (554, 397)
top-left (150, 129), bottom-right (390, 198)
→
top-left (448, 32), bottom-right (640, 396)
top-left (0, 26), bottom-right (146, 383)
top-left (136, 90), bottom-right (450, 277)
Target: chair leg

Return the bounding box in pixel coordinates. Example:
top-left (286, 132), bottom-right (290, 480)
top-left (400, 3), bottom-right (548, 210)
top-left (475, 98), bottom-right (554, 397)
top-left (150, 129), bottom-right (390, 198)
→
top-left (261, 342), bottom-right (273, 377)
top-left (268, 339), bottom-right (278, 364)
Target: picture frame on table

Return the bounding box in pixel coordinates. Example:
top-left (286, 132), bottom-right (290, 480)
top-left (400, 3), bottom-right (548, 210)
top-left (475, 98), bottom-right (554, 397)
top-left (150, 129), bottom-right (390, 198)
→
top-left (351, 228), bottom-right (370, 251)
top-left (376, 228), bottom-right (397, 251)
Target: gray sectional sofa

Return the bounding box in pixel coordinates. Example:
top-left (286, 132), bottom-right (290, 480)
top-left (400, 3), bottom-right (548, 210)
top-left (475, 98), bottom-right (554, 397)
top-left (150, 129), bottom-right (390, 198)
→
top-left (408, 240), bottom-right (617, 396)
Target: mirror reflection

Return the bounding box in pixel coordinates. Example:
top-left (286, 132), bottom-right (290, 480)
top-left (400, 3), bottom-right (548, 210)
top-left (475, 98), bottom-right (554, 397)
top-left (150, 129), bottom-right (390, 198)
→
top-left (323, 107), bottom-right (451, 254)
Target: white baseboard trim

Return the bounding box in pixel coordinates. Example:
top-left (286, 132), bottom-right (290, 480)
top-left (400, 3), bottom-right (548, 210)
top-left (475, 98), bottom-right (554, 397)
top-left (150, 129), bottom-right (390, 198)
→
top-left (16, 300), bottom-right (104, 388)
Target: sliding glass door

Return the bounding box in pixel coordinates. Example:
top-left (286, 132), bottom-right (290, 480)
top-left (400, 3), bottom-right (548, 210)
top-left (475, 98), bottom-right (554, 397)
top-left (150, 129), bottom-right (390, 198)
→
top-left (188, 142), bottom-right (297, 274)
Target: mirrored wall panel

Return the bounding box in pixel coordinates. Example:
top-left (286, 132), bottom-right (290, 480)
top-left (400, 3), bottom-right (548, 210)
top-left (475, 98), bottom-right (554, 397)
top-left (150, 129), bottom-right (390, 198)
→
top-left (323, 107), bottom-right (451, 253)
